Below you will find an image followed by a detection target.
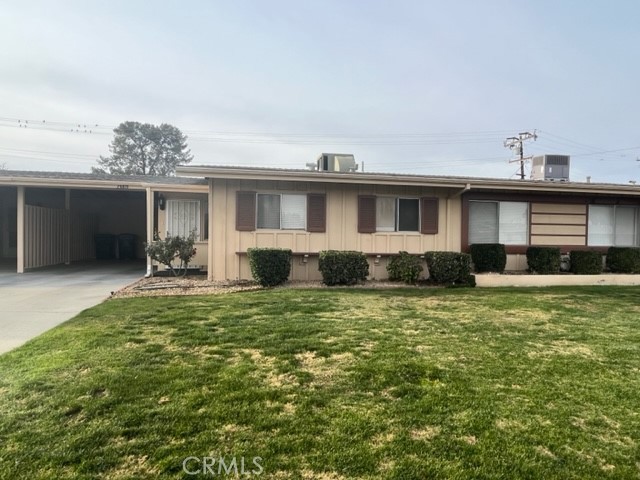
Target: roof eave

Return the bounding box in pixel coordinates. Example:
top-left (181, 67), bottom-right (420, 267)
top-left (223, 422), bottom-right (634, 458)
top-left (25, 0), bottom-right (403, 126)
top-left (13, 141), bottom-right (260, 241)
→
top-left (0, 175), bottom-right (208, 192)
top-left (176, 166), bottom-right (640, 196)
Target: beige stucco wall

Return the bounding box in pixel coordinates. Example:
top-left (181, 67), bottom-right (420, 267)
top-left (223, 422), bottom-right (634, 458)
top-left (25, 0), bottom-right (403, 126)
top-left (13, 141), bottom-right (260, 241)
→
top-left (209, 178), bottom-right (462, 281)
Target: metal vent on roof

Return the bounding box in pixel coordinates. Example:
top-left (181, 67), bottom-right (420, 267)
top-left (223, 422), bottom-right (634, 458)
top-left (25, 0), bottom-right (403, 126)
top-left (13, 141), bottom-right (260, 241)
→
top-left (314, 153), bottom-right (359, 173)
top-left (530, 155), bottom-right (571, 181)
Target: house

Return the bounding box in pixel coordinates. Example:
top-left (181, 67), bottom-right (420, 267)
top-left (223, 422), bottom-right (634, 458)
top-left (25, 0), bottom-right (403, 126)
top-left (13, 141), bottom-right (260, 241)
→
top-left (1, 165), bottom-right (639, 279)
top-left (174, 164), bottom-right (640, 280)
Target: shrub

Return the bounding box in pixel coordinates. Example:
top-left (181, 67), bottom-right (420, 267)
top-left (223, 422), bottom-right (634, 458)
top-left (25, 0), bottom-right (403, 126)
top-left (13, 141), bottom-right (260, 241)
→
top-left (606, 247), bottom-right (640, 273)
top-left (247, 248), bottom-right (292, 287)
top-left (526, 247), bottom-right (561, 274)
top-left (424, 251), bottom-right (471, 285)
top-left (145, 232), bottom-right (197, 276)
top-left (387, 251), bottom-right (424, 284)
top-left (318, 250), bottom-right (369, 286)
top-left (470, 244), bottom-right (506, 273)
top-left (446, 274), bottom-right (477, 288)
top-left (569, 250), bottom-right (603, 275)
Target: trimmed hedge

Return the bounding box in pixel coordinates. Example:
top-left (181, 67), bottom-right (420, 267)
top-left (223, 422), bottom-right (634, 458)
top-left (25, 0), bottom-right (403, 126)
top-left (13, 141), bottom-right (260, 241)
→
top-left (387, 251), bottom-right (424, 284)
top-left (319, 250), bottom-right (369, 285)
top-left (526, 247), bottom-right (561, 274)
top-left (247, 248), bottom-right (292, 287)
top-left (470, 243), bottom-right (506, 273)
top-left (425, 251), bottom-right (472, 285)
top-left (569, 250), bottom-right (603, 275)
top-left (606, 247), bottom-right (640, 273)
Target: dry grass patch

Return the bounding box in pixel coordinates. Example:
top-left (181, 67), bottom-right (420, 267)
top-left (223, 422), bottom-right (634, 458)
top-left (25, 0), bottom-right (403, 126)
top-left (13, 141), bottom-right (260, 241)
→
top-left (411, 425), bottom-right (441, 441)
top-left (295, 351), bottom-right (355, 386)
top-left (104, 455), bottom-right (159, 479)
top-left (527, 340), bottom-right (600, 360)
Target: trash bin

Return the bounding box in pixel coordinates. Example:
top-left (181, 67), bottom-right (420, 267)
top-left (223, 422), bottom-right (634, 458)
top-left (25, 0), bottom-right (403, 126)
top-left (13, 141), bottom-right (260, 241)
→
top-left (94, 234), bottom-right (116, 260)
top-left (117, 234), bottom-right (137, 260)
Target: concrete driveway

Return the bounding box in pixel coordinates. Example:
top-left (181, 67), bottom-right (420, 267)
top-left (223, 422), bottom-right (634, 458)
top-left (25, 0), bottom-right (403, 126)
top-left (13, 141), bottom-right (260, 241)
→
top-left (0, 262), bottom-right (143, 354)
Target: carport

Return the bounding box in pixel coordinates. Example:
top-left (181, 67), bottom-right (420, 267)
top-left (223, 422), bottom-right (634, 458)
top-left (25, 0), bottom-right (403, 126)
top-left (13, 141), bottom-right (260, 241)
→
top-left (0, 171), bottom-right (208, 275)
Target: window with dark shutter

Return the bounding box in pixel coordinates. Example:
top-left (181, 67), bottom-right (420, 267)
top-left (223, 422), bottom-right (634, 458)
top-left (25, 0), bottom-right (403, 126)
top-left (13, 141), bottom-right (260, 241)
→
top-left (420, 197), bottom-right (439, 234)
top-left (236, 191), bottom-right (256, 231)
top-left (307, 193), bottom-right (326, 232)
top-left (358, 195), bottom-right (376, 233)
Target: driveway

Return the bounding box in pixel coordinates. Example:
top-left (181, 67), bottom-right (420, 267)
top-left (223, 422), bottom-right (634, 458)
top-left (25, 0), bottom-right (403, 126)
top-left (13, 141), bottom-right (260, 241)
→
top-left (0, 262), bottom-right (143, 354)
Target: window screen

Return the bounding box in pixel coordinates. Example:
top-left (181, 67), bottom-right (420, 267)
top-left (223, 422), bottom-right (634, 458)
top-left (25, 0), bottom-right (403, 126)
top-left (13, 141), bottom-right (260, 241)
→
top-left (499, 202), bottom-right (528, 244)
top-left (469, 201), bottom-right (498, 243)
top-left (280, 194), bottom-right (306, 230)
top-left (615, 207), bottom-right (637, 246)
top-left (167, 200), bottom-right (200, 238)
top-left (376, 197), bottom-right (396, 232)
top-left (257, 194), bottom-right (280, 229)
top-left (398, 198), bottom-right (420, 231)
top-left (588, 205), bottom-right (614, 246)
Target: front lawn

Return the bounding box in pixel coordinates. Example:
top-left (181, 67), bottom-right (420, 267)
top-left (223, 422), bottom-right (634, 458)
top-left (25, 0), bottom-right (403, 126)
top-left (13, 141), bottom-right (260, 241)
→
top-left (1, 287), bottom-right (639, 479)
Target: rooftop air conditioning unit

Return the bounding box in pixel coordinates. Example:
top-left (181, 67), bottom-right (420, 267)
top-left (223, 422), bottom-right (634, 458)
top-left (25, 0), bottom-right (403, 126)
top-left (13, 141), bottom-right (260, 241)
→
top-left (316, 153), bottom-right (358, 173)
top-left (530, 155), bottom-right (570, 181)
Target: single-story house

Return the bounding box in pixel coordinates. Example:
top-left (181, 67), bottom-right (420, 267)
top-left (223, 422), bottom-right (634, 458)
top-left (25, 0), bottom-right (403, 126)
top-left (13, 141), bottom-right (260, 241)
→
top-left (1, 165), bottom-right (639, 279)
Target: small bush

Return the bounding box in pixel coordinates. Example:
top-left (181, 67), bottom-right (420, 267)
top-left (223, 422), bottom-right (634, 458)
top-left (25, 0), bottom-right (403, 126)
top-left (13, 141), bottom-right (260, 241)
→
top-left (318, 250), bottom-right (369, 286)
top-left (470, 244), bottom-right (507, 273)
top-left (145, 232), bottom-right (197, 276)
top-left (387, 251), bottom-right (424, 284)
top-left (247, 248), bottom-right (292, 287)
top-left (570, 250), bottom-right (603, 275)
top-left (526, 247), bottom-right (561, 274)
top-left (425, 251), bottom-right (471, 285)
top-left (606, 247), bottom-right (640, 273)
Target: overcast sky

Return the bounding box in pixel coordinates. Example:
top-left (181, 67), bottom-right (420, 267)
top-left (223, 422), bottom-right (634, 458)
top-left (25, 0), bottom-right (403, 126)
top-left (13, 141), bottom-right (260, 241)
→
top-left (1, 1), bottom-right (640, 183)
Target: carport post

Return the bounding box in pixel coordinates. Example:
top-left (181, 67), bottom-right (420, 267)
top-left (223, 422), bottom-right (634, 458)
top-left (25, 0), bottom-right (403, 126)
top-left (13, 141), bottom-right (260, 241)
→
top-left (65, 189), bottom-right (71, 265)
top-left (16, 186), bottom-right (24, 273)
top-left (145, 187), bottom-right (154, 277)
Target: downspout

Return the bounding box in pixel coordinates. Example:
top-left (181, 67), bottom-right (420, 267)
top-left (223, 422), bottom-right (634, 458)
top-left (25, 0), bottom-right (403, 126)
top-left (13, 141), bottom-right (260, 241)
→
top-left (450, 183), bottom-right (472, 198)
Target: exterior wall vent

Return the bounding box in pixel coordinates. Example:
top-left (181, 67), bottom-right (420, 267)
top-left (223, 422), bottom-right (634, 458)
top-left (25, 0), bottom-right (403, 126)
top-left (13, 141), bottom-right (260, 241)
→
top-left (530, 155), bottom-right (570, 181)
top-left (315, 153), bottom-right (358, 173)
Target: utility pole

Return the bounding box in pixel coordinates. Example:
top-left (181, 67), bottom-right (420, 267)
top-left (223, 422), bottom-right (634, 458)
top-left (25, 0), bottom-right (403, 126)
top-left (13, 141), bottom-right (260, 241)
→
top-left (504, 131), bottom-right (537, 180)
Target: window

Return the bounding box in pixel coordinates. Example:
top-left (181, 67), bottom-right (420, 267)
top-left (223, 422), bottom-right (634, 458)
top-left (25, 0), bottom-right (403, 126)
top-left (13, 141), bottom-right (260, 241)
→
top-left (358, 196), bottom-right (438, 234)
top-left (469, 201), bottom-right (528, 245)
top-left (588, 205), bottom-right (639, 246)
top-left (257, 193), bottom-right (306, 230)
top-left (167, 200), bottom-right (200, 238)
top-left (236, 191), bottom-right (325, 232)
top-left (375, 197), bottom-right (420, 232)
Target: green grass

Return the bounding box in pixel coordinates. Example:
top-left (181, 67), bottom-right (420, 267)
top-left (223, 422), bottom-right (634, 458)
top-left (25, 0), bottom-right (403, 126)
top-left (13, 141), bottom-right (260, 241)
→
top-left (1, 287), bottom-right (640, 479)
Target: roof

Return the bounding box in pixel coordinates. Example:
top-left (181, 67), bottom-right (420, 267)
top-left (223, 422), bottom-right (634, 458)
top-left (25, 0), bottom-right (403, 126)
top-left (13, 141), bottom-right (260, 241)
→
top-left (0, 169), bottom-right (208, 190)
top-left (176, 164), bottom-right (640, 196)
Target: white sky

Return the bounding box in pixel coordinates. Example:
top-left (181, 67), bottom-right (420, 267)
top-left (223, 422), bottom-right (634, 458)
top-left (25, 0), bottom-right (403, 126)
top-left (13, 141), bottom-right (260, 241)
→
top-left (1, 1), bottom-right (640, 183)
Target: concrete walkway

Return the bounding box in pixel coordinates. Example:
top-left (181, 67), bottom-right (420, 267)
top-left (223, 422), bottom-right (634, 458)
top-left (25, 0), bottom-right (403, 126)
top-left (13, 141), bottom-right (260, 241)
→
top-left (0, 262), bottom-right (143, 354)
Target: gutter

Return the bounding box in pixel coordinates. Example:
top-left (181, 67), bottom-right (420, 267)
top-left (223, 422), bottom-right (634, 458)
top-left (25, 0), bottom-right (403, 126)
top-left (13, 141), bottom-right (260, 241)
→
top-left (0, 175), bottom-right (208, 192)
top-left (450, 183), bottom-right (472, 198)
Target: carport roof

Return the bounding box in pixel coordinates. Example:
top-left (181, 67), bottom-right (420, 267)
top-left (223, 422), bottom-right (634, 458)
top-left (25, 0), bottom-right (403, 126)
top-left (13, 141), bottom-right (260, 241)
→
top-left (0, 169), bottom-right (208, 188)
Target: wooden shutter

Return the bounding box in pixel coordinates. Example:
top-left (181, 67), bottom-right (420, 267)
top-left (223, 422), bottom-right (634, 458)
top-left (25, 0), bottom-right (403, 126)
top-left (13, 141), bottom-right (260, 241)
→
top-left (236, 191), bottom-right (256, 231)
top-left (420, 197), bottom-right (439, 234)
top-left (358, 195), bottom-right (376, 233)
top-left (307, 193), bottom-right (326, 232)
